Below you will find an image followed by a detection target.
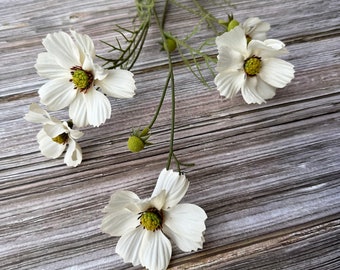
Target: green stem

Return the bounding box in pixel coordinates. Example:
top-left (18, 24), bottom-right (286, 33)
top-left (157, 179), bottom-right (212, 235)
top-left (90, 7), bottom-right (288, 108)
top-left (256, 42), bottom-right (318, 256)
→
top-left (153, 3), bottom-right (177, 171)
top-left (148, 71), bottom-right (171, 129)
top-left (146, 0), bottom-right (171, 129)
top-left (166, 57), bottom-right (175, 170)
top-left (161, 0), bottom-right (170, 29)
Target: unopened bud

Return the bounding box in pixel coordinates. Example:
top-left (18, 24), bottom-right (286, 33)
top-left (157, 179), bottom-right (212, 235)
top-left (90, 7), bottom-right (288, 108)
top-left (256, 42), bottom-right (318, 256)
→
top-left (227, 19), bottom-right (239, 31)
top-left (164, 37), bottom-right (177, 53)
top-left (127, 135), bottom-right (145, 153)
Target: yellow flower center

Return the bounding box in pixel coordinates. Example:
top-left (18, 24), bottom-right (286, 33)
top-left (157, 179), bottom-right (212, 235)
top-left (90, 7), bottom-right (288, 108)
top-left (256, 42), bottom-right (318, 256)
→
top-left (52, 132), bottom-right (69, 144)
top-left (70, 66), bottom-right (93, 92)
top-left (244, 56), bottom-right (262, 76)
top-left (139, 208), bottom-right (163, 231)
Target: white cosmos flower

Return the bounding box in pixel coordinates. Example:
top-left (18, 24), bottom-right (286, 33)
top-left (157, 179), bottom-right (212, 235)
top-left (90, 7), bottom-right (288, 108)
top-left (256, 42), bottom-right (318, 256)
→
top-left (35, 30), bottom-right (136, 127)
top-left (242, 17), bottom-right (270, 41)
top-left (101, 168), bottom-right (207, 270)
top-left (215, 26), bottom-right (295, 104)
top-left (24, 103), bottom-right (83, 167)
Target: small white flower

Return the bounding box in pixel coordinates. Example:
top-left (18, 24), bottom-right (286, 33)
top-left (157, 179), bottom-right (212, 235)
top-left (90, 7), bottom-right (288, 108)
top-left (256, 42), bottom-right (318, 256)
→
top-left (101, 168), bottom-right (207, 270)
top-left (24, 103), bottom-right (83, 167)
top-left (215, 26), bottom-right (295, 104)
top-left (35, 30), bottom-right (136, 127)
top-left (242, 17), bottom-right (270, 41)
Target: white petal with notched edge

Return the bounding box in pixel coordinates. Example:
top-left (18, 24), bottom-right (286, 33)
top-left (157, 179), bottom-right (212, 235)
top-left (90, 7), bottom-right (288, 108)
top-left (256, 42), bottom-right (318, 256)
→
top-left (84, 89), bottom-right (111, 127)
top-left (163, 203), bottom-right (207, 252)
top-left (42, 32), bottom-right (81, 69)
top-left (215, 70), bottom-right (244, 99)
top-left (70, 30), bottom-right (96, 59)
top-left (69, 92), bottom-right (89, 128)
top-left (151, 168), bottom-right (189, 209)
top-left (39, 78), bottom-right (76, 111)
top-left (140, 230), bottom-right (172, 270)
top-left (116, 227), bottom-right (145, 266)
top-left (260, 58), bottom-right (295, 88)
top-left (97, 69), bottom-right (136, 99)
top-left (64, 139), bottom-right (82, 167)
top-left (35, 52), bottom-right (70, 79)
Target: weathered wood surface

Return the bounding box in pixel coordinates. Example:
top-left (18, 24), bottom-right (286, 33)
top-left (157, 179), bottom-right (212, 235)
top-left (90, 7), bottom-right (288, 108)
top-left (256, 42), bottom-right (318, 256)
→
top-left (1, 0), bottom-right (340, 269)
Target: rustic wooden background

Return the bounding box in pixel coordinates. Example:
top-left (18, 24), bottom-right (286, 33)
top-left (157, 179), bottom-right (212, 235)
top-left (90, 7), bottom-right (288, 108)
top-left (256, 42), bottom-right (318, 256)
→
top-left (1, 0), bottom-right (339, 269)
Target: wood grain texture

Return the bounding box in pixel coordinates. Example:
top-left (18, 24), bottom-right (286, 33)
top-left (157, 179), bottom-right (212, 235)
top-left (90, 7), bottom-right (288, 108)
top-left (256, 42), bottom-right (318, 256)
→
top-left (1, 0), bottom-right (340, 269)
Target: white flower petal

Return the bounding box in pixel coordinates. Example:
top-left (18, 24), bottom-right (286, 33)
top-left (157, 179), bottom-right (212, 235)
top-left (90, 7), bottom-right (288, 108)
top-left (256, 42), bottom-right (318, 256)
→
top-left (116, 227), bottom-right (146, 266)
top-left (84, 89), bottom-right (111, 127)
top-left (104, 190), bottom-right (141, 212)
top-left (216, 26), bottom-right (247, 55)
top-left (70, 30), bottom-right (96, 59)
top-left (151, 169), bottom-right (189, 209)
top-left (149, 190), bottom-right (167, 211)
top-left (42, 31), bottom-right (81, 69)
top-left (215, 70), bottom-right (244, 99)
top-left (64, 139), bottom-right (82, 167)
top-left (93, 63), bottom-right (108, 81)
top-left (256, 77), bottom-right (277, 100)
top-left (69, 93), bottom-right (89, 128)
top-left (96, 69), bottom-right (136, 99)
top-left (68, 128), bottom-right (84, 140)
top-left (24, 103), bottom-right (54, 124)
top-left (264, 39), bottom-right (287, 52)
top-left (38, 78), bottom-right (77, 111)
top-left (241, 77), bottom-right (266, 104)
top-left (101, 190), bottom-right (141, 236)
top-left (243, 17), bottom-right (270, 41)
top-left (101, 208), bottom-right (139, 237)
top-left (81, 53), bottom-right (96, 73)
top-left (248, 40), bottom-right (285, 60)
top-left (260, 58), bottom-right (295, 88)
top-left (43, 123), bottom-right (67, 138)
top-left (163, 203), bottom-right (207, 252)
top-left (35, 52), bottom-right (70, 80)
top-left (37, 129), bottom-right (65, 158)
top-left (216, 47), bottom-right (244, 72)
top-left (140, 230), bottom-right (172, 270)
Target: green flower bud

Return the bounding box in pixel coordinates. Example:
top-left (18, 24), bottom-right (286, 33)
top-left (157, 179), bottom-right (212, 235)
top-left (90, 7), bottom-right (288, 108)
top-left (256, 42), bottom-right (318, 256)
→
top-left (164, 37), bottom-right (177, 53)
top-left (127, 135), bottom-right (145, 153)
top-left (227, 19), bottom-right (239, 31)
top-left (127, 126), bottom-right (152, 153)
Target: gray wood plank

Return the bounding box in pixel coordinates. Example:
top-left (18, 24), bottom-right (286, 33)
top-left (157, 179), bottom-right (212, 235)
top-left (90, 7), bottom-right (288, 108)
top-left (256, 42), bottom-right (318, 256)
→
top-left (0, 0), bottom-right (339, 269)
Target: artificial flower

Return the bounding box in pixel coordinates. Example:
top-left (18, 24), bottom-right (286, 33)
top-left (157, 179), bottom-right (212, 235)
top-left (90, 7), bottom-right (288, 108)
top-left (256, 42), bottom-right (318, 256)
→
top-left (35, 30), bottom-right (136, 127)
top-left (24, 103), bottom-right (83, 167)
top-left (215, 26), bottom-right (295, 104)
top-left (242, 17), bottom-right (270, 41)
top-left (101, 168), bottom-right (207, 270)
